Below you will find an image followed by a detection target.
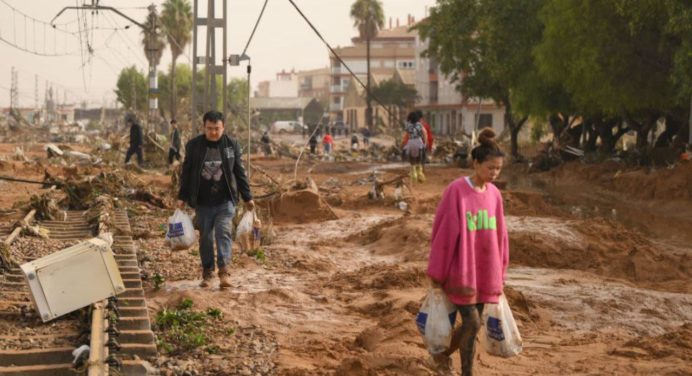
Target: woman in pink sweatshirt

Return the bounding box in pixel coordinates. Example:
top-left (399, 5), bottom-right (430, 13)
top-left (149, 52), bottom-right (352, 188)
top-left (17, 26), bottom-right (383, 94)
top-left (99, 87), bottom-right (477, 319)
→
top-left (427, 127), bottom-right (509, 376)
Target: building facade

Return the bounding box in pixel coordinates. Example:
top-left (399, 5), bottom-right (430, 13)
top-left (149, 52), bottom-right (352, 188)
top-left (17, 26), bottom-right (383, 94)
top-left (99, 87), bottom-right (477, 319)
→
top-left (297, 67), bottom-right (330, 103)
top-left (414, 28), bottom-right (505, 137)
top-left (255, 69), bottom-right (299, 98)
top-left (329, 18), bottom-right (419, 121)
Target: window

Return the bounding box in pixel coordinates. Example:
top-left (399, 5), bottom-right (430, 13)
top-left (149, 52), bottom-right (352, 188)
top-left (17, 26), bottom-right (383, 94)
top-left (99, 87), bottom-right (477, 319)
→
top-left (429, 81), bottom-right (439, 103)
top-left (398, 61), bottom-right (415, 69)
top-left (476, 114), bottom-right (493, 129)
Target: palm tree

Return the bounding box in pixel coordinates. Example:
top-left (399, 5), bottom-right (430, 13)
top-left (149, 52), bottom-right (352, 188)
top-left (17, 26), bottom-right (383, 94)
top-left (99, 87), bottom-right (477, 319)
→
top-left (141, 5), bottom-right (166, 123)
top-left (350, 0), bottom-right (384, 131)
top-left (161, 0), bottom-right (193, 120)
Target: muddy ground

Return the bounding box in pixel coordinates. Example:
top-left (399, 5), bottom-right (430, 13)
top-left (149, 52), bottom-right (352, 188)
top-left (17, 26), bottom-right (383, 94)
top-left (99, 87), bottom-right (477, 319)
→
top-left (0, 138), bottom-right (691, 375)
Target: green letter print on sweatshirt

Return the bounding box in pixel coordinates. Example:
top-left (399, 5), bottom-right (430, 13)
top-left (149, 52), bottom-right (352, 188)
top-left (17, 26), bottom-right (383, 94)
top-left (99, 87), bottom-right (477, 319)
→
top-left (466, 210), bottom-right (497, 231)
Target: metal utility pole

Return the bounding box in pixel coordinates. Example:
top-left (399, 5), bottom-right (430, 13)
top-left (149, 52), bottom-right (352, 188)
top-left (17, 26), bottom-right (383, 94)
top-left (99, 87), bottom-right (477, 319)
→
top-left (145, 4), bottom-right (162, 133)
top-left (688, 96), bottom-right (692, 146)
top-left (34, 75), bottom-right (39, 112)
top-left (10, 67), bottom-right (18, 110)
top-left (192, 0), bottom-right (228, 128)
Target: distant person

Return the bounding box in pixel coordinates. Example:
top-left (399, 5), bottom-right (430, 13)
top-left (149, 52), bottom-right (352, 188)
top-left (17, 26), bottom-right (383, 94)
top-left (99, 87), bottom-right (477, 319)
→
top-left (427, 128), bottom-right (509, 376)
top-left (362, 128), bottom-right (371, 145)
top-left (125, 116), bottom-right (144, 166)
top-left (260, 131), bottom-right (272, 157)
top-left (402, 111), bottom-right (427, 183)
top-left (351, 134), bottom-right (359, 151)
top-left (309, 133), bottom-right (318, 155)
top-left (168, 119), bottom-right (182, 165)
top-left (177, 110), bottom-right (255, 289)
top-left (416, 110), bottom-right (434, 162)
top-left (323, 132), bottom-right (334, 155)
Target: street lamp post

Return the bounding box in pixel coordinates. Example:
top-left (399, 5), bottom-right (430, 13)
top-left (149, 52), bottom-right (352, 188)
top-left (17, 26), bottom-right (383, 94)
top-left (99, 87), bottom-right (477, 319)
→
top-left (229, 53), bottom-right (252, 177)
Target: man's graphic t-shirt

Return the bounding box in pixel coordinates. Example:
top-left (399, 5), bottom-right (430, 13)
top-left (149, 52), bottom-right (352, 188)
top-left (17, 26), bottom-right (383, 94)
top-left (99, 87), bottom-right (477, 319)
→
top-left (197, 140), bottom-right (231, 206)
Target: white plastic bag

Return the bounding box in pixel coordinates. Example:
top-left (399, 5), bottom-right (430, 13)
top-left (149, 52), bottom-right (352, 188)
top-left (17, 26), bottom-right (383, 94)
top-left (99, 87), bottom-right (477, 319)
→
top-left (236, 210), bottom-right (261, 252)
top-left (165, 210), bottom-right (197, 251)
top-left (416, 289), bottom-right (457, 355)
top-left (481, 294), bottom-right (523, 357)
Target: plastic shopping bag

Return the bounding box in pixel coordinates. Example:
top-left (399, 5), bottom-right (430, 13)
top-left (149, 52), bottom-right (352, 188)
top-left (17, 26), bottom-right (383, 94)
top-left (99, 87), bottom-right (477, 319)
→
top-left (237, 210), bottom-right (261, 252)
top-left (416, 288), bottom-right (457, 355)
top-left (481, 294), bottom-right (523, 357)
top-left (165, 210), bottom-right (197, 251)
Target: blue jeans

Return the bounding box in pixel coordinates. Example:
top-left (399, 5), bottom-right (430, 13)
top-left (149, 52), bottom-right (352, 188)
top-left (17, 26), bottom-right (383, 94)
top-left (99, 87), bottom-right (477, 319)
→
top-left (195, 201), bottom-right (235, 271)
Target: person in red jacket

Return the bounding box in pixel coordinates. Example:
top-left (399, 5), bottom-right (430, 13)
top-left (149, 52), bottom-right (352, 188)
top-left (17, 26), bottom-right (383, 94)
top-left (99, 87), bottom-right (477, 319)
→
top-left (322, 132), bottom-right (334, 155)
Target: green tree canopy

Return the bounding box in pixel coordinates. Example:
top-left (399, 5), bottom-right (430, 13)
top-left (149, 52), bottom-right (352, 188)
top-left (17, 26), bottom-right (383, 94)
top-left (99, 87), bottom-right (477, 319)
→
top-left (161, 0), bottom-right (193, 119)
top-left (371, 79), bottom-right (417, 107)
top-left (115, 66), bottom-right (147, 111)
top-left (416, 0), bottom-right (544, 157)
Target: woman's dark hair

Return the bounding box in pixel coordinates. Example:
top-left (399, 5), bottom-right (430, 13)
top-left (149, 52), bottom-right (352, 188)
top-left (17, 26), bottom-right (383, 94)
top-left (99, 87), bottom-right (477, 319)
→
top-left (471, 128), bottom-right (505, 163)
top-left (407, 111), bottom-right (421, 123)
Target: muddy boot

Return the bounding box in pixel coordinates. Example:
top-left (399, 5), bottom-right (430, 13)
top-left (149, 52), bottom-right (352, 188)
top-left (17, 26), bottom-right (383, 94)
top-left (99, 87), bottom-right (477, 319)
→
top-left (199, 268), bottom-right (214, 288)
top-left (417, 165), bottom-right (426, 183)
top-left (218, 267), bottom-right (231, 289)
top-left (410, 165), bottom-right (418, 182)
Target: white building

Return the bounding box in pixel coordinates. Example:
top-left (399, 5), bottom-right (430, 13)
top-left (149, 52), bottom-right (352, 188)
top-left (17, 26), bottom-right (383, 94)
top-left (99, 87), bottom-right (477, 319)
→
top-left (329, 18), bottom-right (419, 121)
top-left (414, 30), bottom-right (505, 136)
top-left (256, 69), bottom-right (299, 98)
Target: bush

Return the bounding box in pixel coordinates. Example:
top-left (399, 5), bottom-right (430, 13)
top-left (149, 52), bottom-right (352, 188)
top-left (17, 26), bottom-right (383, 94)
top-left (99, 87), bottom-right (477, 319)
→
top-left (154, 299), bottom-right (223, 354)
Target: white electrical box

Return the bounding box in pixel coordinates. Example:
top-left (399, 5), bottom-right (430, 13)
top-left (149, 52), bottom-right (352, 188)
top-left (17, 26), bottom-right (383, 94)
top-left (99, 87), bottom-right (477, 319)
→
top-left (20, 237), bottom-right (125, 322)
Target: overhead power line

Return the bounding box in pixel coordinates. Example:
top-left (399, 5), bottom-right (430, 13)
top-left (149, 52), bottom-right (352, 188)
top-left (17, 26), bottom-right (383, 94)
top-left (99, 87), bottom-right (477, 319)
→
top-left (286, 0), bottom-right (400, 125)
top-left (0, 1), bottom-right (80, 56)
top-left (241, 0), bottom-right (269, 57)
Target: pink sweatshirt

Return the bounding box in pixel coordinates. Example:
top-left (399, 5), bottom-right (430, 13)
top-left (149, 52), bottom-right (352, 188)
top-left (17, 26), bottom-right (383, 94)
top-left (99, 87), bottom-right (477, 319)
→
top-left (427, 177), bottom-right (509, 305)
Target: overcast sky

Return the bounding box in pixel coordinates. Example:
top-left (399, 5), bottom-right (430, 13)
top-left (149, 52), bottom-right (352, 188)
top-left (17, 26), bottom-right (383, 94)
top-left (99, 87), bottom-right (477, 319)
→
top-left (0, 0), bottom-right (436, 108)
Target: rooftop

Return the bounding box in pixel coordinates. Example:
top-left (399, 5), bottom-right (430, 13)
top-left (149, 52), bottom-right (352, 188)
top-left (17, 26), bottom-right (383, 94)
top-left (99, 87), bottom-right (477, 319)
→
top-left (250, 97), bottom-right (317, 110)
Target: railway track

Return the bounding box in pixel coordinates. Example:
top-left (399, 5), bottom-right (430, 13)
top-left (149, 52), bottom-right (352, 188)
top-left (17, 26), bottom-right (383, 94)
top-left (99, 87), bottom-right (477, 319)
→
top-left (0, 208), bottom-right (157, 375)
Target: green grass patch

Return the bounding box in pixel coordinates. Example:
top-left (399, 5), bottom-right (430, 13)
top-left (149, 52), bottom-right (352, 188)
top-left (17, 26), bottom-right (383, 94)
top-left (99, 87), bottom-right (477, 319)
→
top-left (154, 299), bottom-right (224, 354)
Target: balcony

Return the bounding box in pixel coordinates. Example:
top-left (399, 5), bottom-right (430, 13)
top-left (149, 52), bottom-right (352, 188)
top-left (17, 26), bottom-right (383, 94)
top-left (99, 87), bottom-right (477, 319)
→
top-left (331, 85), bottom-right (345, 93)
top-left (331, 65), bottom-right (342, 75)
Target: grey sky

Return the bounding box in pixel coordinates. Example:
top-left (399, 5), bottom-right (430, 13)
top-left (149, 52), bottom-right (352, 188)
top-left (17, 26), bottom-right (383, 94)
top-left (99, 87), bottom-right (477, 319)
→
top-left (0, 0), bottom-right (436, 108)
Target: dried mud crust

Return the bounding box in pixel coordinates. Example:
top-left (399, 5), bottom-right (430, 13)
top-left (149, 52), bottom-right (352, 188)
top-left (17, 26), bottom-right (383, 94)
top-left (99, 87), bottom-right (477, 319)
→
top-left (544, 161), bottom-right (692, 201)
top-left (265, 189), bottom-right (338, 224)
top-left (508, 215), bottom-right (691, 292)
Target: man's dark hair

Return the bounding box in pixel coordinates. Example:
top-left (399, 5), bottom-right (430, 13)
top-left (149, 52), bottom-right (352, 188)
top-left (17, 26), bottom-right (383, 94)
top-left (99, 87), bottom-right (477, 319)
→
top-left (203, 111), bottom-right (224, 124)
top-left (415, 110), bottom-right (424, 119)
top-left (170, 119), bottom-right (177, 124)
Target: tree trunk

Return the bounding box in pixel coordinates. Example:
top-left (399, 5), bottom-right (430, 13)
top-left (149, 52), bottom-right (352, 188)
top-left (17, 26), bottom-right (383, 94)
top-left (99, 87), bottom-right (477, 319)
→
top-left (366, 34), bottom-right (372, 131)
top-left (655, 115), bottom-right (681, 148)
top-left (597, 118), bottom-right (629, 153)
top-left (548, 113), bottom-right (564, 140)
top-left (583, 118), bottom-right (598, 152)
top-left (503, 98), bottom-right (527, 159)
top-left (635, 122), bottom-right (653, 150)
top-left (170, 55), bottom-right (178, 121)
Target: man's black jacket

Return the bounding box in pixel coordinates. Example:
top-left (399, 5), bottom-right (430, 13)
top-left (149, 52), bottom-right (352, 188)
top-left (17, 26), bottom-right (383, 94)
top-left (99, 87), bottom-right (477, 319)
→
top-left (171, 128), bottom-right (182, 151)
top-left (129, 123), bottom-right (143, 148)
top-left (178, 134), bottom-right (252, 208)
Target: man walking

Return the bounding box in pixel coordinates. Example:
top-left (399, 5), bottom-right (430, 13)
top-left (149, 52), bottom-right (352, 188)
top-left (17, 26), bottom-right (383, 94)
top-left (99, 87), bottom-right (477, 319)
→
top-left (125, 115), bottom-right (144, 165)
top-left (168, 119), bottom-right (182, 165)
top-left (177, 110), bottom-right (255, 289)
